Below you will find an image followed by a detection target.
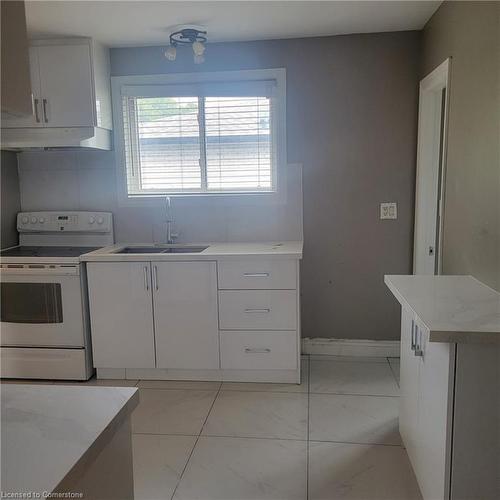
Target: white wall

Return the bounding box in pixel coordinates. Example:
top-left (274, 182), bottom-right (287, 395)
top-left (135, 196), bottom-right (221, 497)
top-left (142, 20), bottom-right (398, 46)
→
top-left (17, 150), bottom-right (303, 244)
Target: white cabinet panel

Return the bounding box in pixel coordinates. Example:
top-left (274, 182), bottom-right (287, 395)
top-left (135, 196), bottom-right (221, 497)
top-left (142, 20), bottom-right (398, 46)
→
top-left (415, 322), bottom-right (454, 500)
top-left (37, 44), bottom-right (94, 127)
top-left (153, 261), bottom-right (219, 370)
top-left (87, 262), bottom-right (155, 369)
top-left (1, 47), bottom-right (41, 128)
top-left (220, 331), bottom-right (297, 370)
top-left (218, 259), bottom-right (296, 290)
top-left (219, 290), bottom-right (297, 330)
top-left (398, 307), bottom-right (420, 470)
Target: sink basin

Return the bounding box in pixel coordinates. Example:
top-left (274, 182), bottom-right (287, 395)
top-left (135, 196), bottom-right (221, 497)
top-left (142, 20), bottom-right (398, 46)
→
top-left (116, 246), bottom-right (208, 254)
top-left (162, 246), bottom-right (208, 253)
top-left (117, 247), bottom-right (166, 254)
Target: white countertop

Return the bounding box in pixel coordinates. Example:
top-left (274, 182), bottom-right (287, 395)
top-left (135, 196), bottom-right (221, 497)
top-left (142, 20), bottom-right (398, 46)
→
top-left (385, 275), bottom-right (500, 343)
top-left (81, 241), bottom-right (303, 262)
top-left (1, 384), bottom-right (139, 495)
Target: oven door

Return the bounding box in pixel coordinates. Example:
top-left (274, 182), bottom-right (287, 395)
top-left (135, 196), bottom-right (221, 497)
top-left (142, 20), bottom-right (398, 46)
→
top-left (0, 264), bottom-right (85, 347)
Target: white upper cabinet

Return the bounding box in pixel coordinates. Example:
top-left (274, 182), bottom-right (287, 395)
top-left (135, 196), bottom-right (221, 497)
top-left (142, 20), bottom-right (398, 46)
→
top-left (37, 44), bottom-right (94, 127)
top-left (2, 38), bottom-right (111, 130)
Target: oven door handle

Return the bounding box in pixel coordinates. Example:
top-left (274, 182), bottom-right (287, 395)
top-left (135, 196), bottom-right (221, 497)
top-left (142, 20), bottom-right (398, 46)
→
top-left (0, 266), bottom-right (79, 276)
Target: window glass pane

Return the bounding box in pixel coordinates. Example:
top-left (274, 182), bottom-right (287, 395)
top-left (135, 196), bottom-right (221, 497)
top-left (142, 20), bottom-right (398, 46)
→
top-left (1, 283), bottom-right (63, 324)
top-left (135, 97), bottom-right (201, 191)
top-left (205, 97), bottom-right (272, 191)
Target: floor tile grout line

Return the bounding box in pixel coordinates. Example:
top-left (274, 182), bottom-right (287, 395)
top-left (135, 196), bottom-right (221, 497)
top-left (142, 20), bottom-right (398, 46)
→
top-left (169, 383), bottom-right (222, 500)
top-left (308, 439), bottom-right (403, 447)
top-left (131, 430), bottom-right (403, 447)
top-left (309, 391), bottom-right (400, 398)
top-left (386, 357), bottom-right (401, 388)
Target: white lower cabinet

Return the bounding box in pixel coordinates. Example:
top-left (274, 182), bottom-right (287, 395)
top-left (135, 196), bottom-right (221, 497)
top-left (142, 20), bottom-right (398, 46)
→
top-left (399, 307), bottom-right (455, 500)
top-left (87, 257), bottom-right (301, 383)
top-left (220, 331), bottom-right (297, 370)
top-left (153, 261), bottom-right (219, 369)
top-left (87, 262), bottom-right (155, 369)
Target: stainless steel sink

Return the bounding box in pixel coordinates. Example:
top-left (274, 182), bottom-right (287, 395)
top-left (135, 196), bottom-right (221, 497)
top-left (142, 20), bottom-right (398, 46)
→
top-left (116, 246), bottom-right (208, 254)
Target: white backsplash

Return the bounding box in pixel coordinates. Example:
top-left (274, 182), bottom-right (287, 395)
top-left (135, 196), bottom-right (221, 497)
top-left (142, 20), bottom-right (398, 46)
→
top-left (17, 151), bottom-right (303, 244)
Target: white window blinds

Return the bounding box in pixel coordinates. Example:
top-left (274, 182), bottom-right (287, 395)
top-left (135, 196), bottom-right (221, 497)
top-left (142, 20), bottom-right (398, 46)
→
top-left (121, 80), bottom-right (277, 196)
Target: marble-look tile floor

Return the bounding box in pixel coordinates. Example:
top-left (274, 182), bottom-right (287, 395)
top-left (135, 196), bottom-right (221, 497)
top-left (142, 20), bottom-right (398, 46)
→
top-left (2, 355), bottom-right (422, 499)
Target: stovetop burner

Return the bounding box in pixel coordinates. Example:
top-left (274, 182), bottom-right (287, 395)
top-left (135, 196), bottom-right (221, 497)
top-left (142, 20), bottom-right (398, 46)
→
top-left (0, 246), bottom-right (100, 258)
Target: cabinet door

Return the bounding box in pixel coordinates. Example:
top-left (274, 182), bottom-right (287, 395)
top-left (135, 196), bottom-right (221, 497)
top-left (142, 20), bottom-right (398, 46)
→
top-left (398, 307), bottom-right (420, 468)
top-left (37, 43), bottom-right (95, 127)
top-left (87, 262), bottom-right (155, 369)
top-left (153, 261), bottom-right (219, 370)
top-left (415, 323), bottom-right (454, 500)
top-left (1, 47), bottom-right (42, 128)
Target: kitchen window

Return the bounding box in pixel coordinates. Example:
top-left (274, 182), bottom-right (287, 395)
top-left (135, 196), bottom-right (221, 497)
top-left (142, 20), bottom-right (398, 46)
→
top-left (112, 69), bottom-right (286, 198)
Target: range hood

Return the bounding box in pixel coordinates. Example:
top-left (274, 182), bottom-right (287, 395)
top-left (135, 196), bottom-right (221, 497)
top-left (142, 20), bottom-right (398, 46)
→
top-left (1, 126), bottom-right (112, 151)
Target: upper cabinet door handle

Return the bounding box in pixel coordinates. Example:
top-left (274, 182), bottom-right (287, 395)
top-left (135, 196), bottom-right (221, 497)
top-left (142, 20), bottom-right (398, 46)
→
top-left (42, 99), bottom-right (49, 123)
top-left (34, 99), bottom-right (40, 123)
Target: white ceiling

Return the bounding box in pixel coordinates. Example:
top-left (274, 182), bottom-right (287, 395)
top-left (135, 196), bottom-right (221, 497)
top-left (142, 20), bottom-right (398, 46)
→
top-left (26, 1), bottom-right (441, 47)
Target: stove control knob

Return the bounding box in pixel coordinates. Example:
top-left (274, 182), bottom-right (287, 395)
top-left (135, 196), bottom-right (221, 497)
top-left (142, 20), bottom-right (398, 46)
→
top-left (21, 216), bottom-right (29, 224)
top-left (30, 216), bottom-right (38, 224)
top-left (97, 216), bottom-right (104, 225)
top-left (39, 217), bottom-right (45, 224)
top-left (88, 216), bottom-right (95, 224)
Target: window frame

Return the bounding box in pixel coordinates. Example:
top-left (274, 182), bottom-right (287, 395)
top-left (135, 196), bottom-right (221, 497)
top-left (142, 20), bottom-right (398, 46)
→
top-left (111, 69), bottom-right (286, 204)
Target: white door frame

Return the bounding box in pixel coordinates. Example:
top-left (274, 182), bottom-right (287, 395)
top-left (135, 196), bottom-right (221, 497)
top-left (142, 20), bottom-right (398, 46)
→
top-left (413, 58), bottom-right (451, 275)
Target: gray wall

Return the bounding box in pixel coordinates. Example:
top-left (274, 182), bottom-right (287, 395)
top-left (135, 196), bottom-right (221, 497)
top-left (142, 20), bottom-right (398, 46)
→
top-left (422, 1), bottom-right (500, 290)
top-left (1, 151), bottom-right (21, 248)
top-left (17, 31), bottom-right (421, 341)
top-left (112, 31), bottom-right (421, 341)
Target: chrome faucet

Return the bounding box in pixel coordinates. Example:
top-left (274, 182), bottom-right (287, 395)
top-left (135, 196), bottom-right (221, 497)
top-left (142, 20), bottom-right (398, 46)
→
top-left (165, 196), bottom-right (178, 244)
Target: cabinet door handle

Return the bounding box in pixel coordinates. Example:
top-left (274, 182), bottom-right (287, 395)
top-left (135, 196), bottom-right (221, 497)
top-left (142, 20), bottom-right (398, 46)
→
top-left (42, 99), bottom-right (49, 123)
top-left (244, 348), bottom-right (271, 354)
top-left (414, 327), bottom-right (424, 357)
top-left (34, 99), bottom-right (40, 123)
top-left (410, 320), bottom-right (416, 351)
top-left (244, 308), bottom-right (270, 313)
top-left (243, 272), bottom-right (269, 277)
top-left (143, 266), bottom-right (149, 291)
top-left (153, 265), bottom-right (159, 290)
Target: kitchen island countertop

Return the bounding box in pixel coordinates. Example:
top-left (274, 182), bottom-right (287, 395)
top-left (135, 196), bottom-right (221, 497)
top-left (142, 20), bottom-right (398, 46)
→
top-left (1, 384), bottom-right (139, 496)
top-left (385, 274), bottom-right (500, 343)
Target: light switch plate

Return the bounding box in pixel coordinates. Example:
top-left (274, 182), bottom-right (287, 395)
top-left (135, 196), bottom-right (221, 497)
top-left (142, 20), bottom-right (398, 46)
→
top-left (380, 202), bottom-right (397, 219)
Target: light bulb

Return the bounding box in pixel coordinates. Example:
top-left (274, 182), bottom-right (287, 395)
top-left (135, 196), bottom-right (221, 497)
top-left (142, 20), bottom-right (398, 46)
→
top-left (164, 45), bottom-right (177, 61)
top-left (192, 41), bottom-right (205, 56)
top-left (193, 53), bottom-right (205, 64)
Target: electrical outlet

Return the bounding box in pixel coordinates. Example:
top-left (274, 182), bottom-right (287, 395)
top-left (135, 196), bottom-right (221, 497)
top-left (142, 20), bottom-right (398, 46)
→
top-left (380, 202), bottom-right (397, 220)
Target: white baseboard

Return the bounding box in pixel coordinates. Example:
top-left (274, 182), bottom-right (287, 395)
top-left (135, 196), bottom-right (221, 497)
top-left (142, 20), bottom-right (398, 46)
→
top-left (302, 338), bottom-right (400, 358)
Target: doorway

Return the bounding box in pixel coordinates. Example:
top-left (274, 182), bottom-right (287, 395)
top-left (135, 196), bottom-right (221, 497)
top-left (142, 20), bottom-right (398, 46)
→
top-left (413, 58), bottom-right (451, 275)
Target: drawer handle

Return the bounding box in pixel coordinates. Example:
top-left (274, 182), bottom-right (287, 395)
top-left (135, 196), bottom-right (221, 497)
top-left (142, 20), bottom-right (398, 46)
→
top-left (243, 272), bottom-right (270, 277)
top-left (244, 308), bottom-right (270, 313)
top-left (245, 348), bottom-right (271, 354)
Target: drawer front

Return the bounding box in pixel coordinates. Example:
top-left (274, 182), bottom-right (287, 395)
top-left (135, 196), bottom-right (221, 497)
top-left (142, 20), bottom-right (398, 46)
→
top-left (218, 260), bottom-right (296, 290)
top-left (219, 290), bottom-right (297, 330)
top-left (220, 331), bottom-right (297, 370)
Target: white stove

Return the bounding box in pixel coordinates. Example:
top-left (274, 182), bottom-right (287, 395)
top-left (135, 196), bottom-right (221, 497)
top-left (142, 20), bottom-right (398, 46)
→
top-left (0, 211), bottom-right (113, 380)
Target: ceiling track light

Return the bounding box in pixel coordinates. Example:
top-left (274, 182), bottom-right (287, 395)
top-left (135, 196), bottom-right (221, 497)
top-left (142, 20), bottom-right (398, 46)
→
top-left (164, 27), bottom-right (207, 64)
